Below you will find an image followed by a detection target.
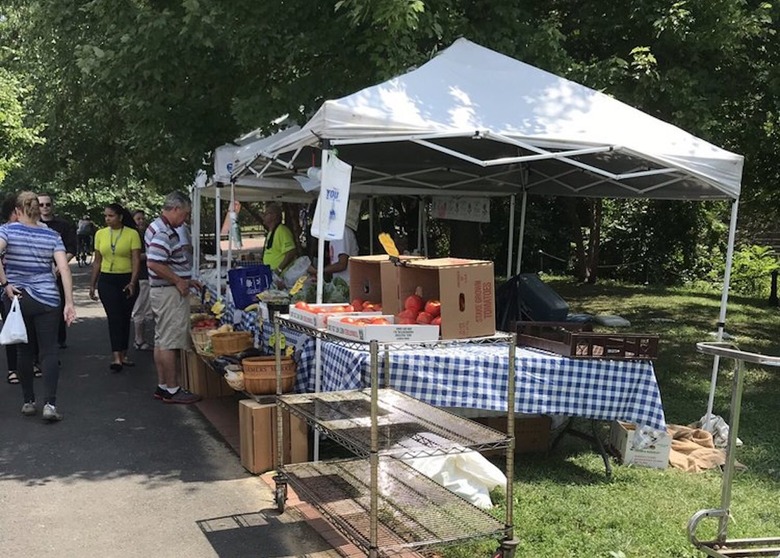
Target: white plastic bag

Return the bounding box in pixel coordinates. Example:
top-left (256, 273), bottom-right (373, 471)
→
top-left (282, 256), bottom-right (312, 288)
top-left (0, 296), bottom-right (28, 345)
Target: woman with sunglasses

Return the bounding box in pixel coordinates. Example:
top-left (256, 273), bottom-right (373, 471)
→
top-left (89, 203), bottom-right (141, 372)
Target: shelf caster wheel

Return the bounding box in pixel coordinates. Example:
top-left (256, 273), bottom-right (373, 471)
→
top-left (274, 480), bottom-right (287, 514)
top-left (493, 537), bottom-right (519, 558)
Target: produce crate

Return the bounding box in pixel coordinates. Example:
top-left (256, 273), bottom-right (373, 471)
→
top-left (516, 321), bottom-right (658, 360)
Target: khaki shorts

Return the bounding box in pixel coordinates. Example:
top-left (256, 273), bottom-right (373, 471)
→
top-left (150, 286), bottom-right (190, 350)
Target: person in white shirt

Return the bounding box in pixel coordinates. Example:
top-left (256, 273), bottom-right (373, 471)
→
top-left (307, 225), bottom-right (359, 284)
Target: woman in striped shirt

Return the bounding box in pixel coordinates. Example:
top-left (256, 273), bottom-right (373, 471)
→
top-left (0, 191), bottom-right (76, 421)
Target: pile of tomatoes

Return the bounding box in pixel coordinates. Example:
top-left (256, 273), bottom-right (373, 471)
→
top-left (293, 300), bottom-right (384, 314)
top-left (396, 294), bottom-right (441, 326)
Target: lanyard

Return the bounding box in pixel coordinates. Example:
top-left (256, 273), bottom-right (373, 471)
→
top-left (109, 227), bottom-right (123, 271)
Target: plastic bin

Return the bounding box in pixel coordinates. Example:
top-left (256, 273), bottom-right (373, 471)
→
top-left (228, 265), bottom-right (273, 309)
top-left (516, 273), bottom-right (568, 321)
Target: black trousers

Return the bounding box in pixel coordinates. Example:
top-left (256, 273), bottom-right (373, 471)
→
top-left (56, 276), bottom-right (66, 346)
top-left (97, 273), bottom-right (139, 353)
top-left (4, 293), bottom-right (60, 404)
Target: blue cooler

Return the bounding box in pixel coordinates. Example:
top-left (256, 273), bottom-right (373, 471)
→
top-left (517, 273), bottom-right (569, 321)
top-left (228, 265), bottom-right (273, 309)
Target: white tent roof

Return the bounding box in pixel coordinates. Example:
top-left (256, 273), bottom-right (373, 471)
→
top-left (234, 38), bottom-right (742, 201)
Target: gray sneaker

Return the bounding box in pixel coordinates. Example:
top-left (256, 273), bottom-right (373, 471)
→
top-left (42, 403), bottom-right (63, 422)
top-left (162, 388), bottom-right (201, 405)
top-left (21, 401), bottom-right (36, 416)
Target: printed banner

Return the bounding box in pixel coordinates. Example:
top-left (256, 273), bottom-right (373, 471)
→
top-left (431, 197), bottom-right (490, 223)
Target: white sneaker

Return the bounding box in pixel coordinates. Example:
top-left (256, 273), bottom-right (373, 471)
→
top-left (42, 403), bottom-right (63, 422)
top-left (21, 401), bottom-right (36, 416)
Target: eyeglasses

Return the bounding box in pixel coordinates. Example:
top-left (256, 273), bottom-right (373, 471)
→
top-left (39, 202), bottom-right (52, 207)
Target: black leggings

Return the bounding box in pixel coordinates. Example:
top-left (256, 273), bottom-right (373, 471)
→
top-left (4, 293), bottom-right (60, 404)
top-left (98, 273), bottom-right (139, 352)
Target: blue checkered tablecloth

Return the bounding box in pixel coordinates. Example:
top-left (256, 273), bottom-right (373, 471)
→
top-left (295, 339), bottom-right (666, 432)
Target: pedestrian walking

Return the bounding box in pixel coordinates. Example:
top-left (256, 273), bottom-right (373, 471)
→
top-left (37, 193), bottom-right (77, 348)
top-left (0, 191), bottom-right (76, 421)
top-left (89, 203), bottom-right (141, 371)
top-left (131, 209), bottom-right (153, 350)
top-left (145, 191), bottom-right (201, 404)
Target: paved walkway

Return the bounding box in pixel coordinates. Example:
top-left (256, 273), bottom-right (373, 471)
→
top-left (0, 263), bottom-right (341, 558)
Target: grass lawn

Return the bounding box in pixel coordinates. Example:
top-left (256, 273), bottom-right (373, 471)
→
top-left (437, 277), bottom-right (780, 558)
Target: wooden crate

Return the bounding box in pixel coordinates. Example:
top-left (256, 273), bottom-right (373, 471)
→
top-left (181, 349), bottom-right (235, 398)
top-left (475, 415), bottom-right (551, 454)
top-left (516, 321), bottom-right (658, 360)
top-left (239, 400), bottom-right (309, 474)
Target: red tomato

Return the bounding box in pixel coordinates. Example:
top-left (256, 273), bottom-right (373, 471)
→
top-left (431, 316), bottom-right (442, 326)
top-left (416, 311), bottom-right (433, 324)
top-left (404, 294), bottom-right (424, 314)
top-left (340, 317), bottom-right (357, 324)
top-left (424, 300), bottom-right (441, 318)
top-left (351, 299), bottom-right (364, 312)
top-left (397, 309), bottom-right (417, 321)
top-left (397, 318), bottom-right (416, 325)
top-left (294, 301), bottom-right (309, 310)
top-left (369, 317), bottom-right (390, 325)
top-left (343, 304), bottom-right (355, 313)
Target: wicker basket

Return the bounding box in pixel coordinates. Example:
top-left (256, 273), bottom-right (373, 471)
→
top-left (190, 329), bottom-right (214, 357)
top-left (241, 356), bottom-right (296, 395)
top-left (211, 331), bottom-right (253, 356)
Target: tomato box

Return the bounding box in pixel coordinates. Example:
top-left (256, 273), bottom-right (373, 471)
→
top-left (398, 258), bottom-right (496, 340)
top-left (327, 314), bottom-right (440, 343)
top-left (288, 303), bottom-right (380, 329)
top-left (349, 255), bottom-right (425, 316)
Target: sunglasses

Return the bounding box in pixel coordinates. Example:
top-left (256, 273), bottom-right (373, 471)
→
top-left (39, 202), bottom-right (52, 207)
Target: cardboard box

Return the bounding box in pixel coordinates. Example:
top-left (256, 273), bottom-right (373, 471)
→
top-left (327, 315), bottom-right (440, 343)
top-left (288, 304), bottom-right (380, 328)
top-left (609, 421), bottom-right (670, 469)
top-left (476, 415), bottom-right (551, 454)
top-left (399, 258), bottom-right (496, 339)
top-left (181, 349), bottom-right (234, 399)
top-left (239, 400), bottom-right (309, 474)
top-left (349, 255), bottom-right (424, 315)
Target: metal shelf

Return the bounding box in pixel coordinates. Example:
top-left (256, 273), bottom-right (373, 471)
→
top-left (276, 314), bottom-right (513, 351)
top-left (282, 458), bottom-right (507, 556)
top-left (278, 388), bottom-right (511, 459)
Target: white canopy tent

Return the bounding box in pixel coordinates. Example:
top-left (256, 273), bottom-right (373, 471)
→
top-left (228, 38), bottom-right (744, 430)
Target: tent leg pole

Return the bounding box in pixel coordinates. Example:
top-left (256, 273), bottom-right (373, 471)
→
top-left (215, 188), bottom-right (221, 301)
top-left (369, 197), bottom-right (375, 255)
top-left (192, 182), bottom-right (201, 278)
top-left (422, 198), bottom-right (428, 257)
top-left (417, 197), bottom-right (423, 254)
top-left (704, 199), bottom-right (739, 427)
top-left (506, 195), bottom-right (516, 279)
top-left (515, 190), bottom-right (528, 275)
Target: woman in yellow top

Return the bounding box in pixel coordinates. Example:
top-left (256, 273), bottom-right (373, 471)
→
top-left (89, 203), bottom-right (141, 372)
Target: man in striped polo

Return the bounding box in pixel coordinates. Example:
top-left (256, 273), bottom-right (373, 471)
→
top-left (145, 191), bottom-right (202, 404)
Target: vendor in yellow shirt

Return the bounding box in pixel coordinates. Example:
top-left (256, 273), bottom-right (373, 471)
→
top-left (261, 202), bottom-right (296, 275)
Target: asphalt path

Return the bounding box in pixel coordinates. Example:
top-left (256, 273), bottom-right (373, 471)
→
top-left (0, 262), bottom-right (338, 558)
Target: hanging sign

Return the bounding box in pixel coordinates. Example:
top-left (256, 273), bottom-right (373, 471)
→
top-left (311, 154), bottom-right (353, 240)
top-left (431, 197), bottom-right (490, 223)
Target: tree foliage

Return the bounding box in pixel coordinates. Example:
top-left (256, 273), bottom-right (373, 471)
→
top-left (1, 1), bottom-right (778, 283)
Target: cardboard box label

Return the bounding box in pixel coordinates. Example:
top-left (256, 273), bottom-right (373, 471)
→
top-left (327, 315), bottom-right (440, 343)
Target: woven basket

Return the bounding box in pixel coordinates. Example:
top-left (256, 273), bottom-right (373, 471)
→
top-left (211, 331), bottom-right (254, 356)
top-left (241, 356), bottom-right (296, 395)
top-left (190, 329), bottom-right (214, 357)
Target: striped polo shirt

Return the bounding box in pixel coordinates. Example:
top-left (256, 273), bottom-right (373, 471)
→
top-left (0, 222), bottom-right (65, 307)
top-left (144, 216), bottom-right (191, 287)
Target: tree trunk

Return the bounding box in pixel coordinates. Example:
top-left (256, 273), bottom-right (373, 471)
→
top-left (565, 199), bottom-right (588, 282)
top-left (586, 199), bottom-right (602, 284)
top-left (449, 221), bottom-right (481, 259)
